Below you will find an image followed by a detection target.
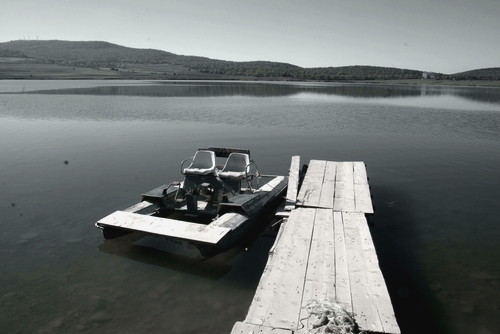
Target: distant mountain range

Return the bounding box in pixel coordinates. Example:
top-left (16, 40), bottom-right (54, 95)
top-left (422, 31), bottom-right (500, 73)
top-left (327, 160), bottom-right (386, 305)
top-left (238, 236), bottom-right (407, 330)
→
top-left (1, 40), bottom-right (499, 81)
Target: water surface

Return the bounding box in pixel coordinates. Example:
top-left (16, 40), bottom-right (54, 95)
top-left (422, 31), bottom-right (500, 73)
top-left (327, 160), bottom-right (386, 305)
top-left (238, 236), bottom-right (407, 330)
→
top-left (1, 80), bottom-right (499, 334)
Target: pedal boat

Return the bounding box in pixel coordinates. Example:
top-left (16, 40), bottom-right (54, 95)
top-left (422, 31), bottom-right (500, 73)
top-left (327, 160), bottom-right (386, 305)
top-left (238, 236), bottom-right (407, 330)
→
top-left (95, 147), bottom-right (288, 256)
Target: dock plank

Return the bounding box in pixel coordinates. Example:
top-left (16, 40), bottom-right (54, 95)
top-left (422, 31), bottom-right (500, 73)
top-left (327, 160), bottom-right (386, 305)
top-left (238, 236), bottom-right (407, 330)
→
top-left (231, 322), bottom-right (291, 334)
top-left (245, 208), bottom-right (315, 330)
top-left (353, 161), bottom-right (368, 185)
top-left (298, 208), bottom-right (336, 331)
top-left (296, 160), bottom-right (326, 208)
top-left (333, 211), bottom-right (353, 314)
top-left (285, 156), bottom-right (300, 211)
top-left (354, 183), bottom-right (374, 214)
top-left (333, 162), bottom-right (356, 212)
top-left (353, 162), bottom-right (373, 213)
top-left (343, 212), bottom-right (384, 332)
top-left (297, 160), bottom-right (373, 213)
top-left (348, 212), bottom-right (400, 333)
top-left (317, 161), bottom-right (336, 208)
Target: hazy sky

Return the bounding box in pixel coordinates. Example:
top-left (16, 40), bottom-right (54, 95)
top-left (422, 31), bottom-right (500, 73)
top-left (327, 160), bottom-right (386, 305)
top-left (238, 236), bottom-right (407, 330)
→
top-left (1, 0), bottom-right (499, 73)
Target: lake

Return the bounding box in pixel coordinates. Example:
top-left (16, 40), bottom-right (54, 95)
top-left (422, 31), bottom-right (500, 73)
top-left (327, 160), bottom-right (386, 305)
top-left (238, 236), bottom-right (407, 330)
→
top-left (1, 80), bottom-right (499, 334)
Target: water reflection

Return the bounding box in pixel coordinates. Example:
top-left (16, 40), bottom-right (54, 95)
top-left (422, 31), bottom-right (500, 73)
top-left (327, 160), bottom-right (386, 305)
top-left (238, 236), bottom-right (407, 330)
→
top-left (5, 80), bottom-right (498, 104)
top-left (98, 233), bottom-right (234, 280)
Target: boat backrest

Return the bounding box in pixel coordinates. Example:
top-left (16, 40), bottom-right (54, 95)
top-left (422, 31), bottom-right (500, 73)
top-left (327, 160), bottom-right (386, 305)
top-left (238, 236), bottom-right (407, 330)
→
top-left (219, 153), bottom-right (250, 180)
top-left (183, 150), bottom-right (216, 176)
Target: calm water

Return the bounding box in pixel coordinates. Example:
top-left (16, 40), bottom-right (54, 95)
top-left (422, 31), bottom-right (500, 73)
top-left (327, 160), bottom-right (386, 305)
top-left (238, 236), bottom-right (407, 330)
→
top-left (1, 80), bottom-right (499, 334)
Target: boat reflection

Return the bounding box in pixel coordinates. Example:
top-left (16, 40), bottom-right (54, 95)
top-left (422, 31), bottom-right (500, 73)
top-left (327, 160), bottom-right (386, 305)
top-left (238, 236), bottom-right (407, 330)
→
top-left (97, 232), bottom-right (241, 280)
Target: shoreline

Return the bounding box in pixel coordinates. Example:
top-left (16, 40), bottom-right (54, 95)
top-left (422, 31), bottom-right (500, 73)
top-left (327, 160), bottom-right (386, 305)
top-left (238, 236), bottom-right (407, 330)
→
top-left (1, 63), bottom-right (499, 88)
top-left (2, 77), bottom-right (499, 88)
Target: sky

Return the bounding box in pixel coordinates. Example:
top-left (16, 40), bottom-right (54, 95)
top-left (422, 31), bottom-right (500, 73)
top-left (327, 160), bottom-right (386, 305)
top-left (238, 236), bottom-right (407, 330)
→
top-left (1, 0), bottom-right (499, 74)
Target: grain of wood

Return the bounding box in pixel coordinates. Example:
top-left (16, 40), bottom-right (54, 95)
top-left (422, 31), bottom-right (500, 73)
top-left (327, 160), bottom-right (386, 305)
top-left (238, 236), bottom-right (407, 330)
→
top-left (333, 211), bottom-right (353, 314)
top-left (97, 211), bottom-right (230, 244)
top-left (231, 321), bottom-right (292, 334)
top-left (343, 212), bottom-right (384, 332)
top-left (285, 156), bottom-right (300, 211)
top-left (245, 208), bottom-right (315, 329)
top-left (296, 160), bottom-right (325, 208)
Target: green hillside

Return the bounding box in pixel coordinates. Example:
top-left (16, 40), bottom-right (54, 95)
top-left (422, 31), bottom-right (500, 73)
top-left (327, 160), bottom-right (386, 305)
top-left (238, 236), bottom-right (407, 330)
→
top-left (452, 67), bottom-right (500, 80)
top-left (1, 40), bottom-right (498, 81)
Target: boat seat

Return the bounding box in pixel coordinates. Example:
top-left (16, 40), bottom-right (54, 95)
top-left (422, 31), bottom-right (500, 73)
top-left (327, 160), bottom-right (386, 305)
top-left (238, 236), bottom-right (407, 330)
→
top-left (219, 153), bottom-right (250, 180)
top-left (183, 150), bottom-right (216, 176)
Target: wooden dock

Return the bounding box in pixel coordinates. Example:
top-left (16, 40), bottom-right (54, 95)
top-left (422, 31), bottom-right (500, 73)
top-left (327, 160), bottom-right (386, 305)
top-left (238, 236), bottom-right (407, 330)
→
top-left (231, 158), bottom-right (400, 334)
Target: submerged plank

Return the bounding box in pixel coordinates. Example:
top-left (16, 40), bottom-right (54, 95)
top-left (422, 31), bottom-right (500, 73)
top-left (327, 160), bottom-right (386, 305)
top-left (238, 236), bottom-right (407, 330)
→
top-left (97, 211), bottom-right (230, 245)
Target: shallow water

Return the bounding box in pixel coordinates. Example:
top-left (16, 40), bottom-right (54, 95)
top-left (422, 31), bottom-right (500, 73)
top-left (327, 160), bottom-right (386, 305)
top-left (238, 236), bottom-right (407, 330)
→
top-left (1, 80), bottom-right (499, 333)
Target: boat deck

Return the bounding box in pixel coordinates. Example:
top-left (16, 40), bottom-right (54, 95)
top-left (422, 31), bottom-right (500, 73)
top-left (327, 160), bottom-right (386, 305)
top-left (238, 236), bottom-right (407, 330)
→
top-left (97, 210), bottom-right (231, 245)
top-left (231, 159), bottom-right (400, 334)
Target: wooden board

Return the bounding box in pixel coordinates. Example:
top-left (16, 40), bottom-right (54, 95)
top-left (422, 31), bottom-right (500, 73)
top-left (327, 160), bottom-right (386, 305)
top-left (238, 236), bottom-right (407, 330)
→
top-left (96, 210), bottom-right (231, 245)
top-left (231, 322), bottom-right (291, 334)
top-left (298, 208), bottom-right (336, 331)
top-left (285, 156), bottom-right (300, 211)
top-left (333, 211), bottom-right (353, 314)
top-left (318, 161), bottom-right (336, 209)
top-left (123, 201), bottom-right (156, 213)
top-left (353, 162), bottom-right (374, 214)
top-left (344, 212), bottom-right (400, 333)
top-left (296, 160), bottom-right (326, 208)
top-left (256, 176), bottom-right (286, 192)
top-left (244, 208), bottom-right (315, 330)
top-left (333, 162), bottom-right (356, 212)
top-left (296, 160), bottom-right (372, 213)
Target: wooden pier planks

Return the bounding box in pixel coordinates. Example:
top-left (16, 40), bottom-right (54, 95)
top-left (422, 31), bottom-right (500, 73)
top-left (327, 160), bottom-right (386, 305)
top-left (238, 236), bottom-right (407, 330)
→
top-left (244, 208), bottom-right (316, 330)
top-left (233, 158), bottom-right (399, 334)
top-left (239, 209), bottom-right (399, 334)
top-left (296, 160), bottom-right (373, 214)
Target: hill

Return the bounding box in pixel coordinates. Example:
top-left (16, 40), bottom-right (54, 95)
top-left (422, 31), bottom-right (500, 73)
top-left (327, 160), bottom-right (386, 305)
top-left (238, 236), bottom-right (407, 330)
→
top-left (0, 40), bottom-right (498, 81)
top-left (452, 67), bottom-right (500, 80)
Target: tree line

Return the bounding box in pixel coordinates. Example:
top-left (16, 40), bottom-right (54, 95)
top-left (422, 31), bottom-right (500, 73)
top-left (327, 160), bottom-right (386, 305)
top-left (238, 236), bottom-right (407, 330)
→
top-left (1, 40), bottom-right (498, 81)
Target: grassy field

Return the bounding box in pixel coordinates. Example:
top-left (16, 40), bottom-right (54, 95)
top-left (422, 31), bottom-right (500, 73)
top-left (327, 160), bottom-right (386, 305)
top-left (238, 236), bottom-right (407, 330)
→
top-left (363, 78), bottom-right (500, 87)
top-left (0, 61), bottom-right (252, 80)
top-left (1, 60), bottom-right (499, 87)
